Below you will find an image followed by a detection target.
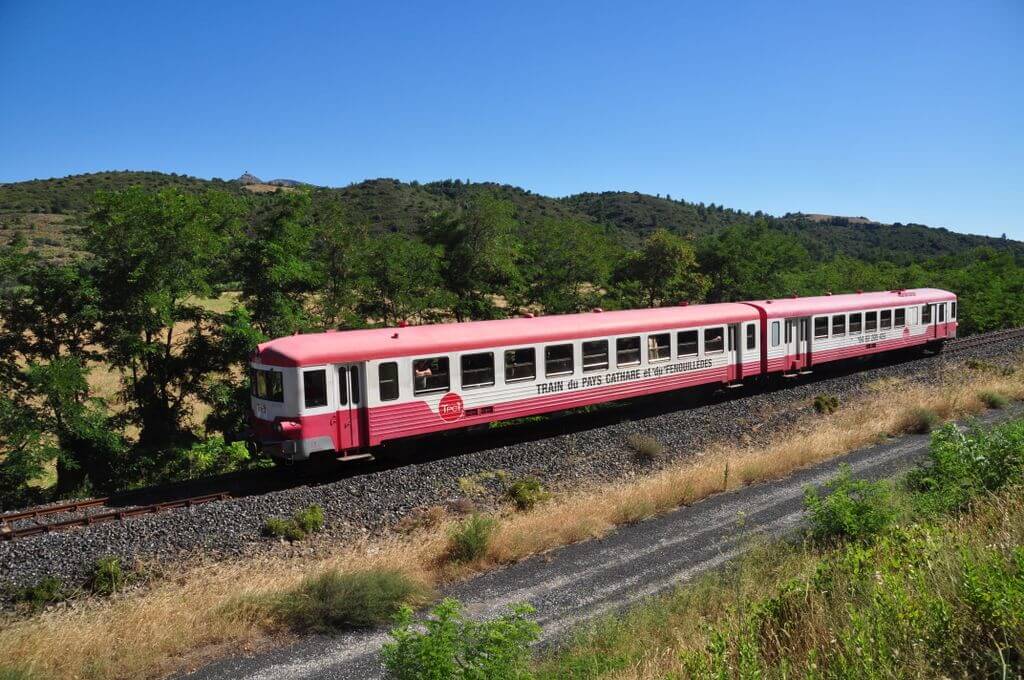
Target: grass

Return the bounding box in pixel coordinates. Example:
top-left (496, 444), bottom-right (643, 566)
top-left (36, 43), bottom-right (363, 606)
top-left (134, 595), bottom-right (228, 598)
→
top-left (256, 569), bottom-right (433, 632)
top-left (261, 505), bottom-right (325, 542)
top-left (535, 418), bottom-right (1024, 679)
top-left (448, 514), bottom-right (498, 563)
top-left (1, 360), bottom-right (1022, 680)
top-left (813, 393), bottom-right (839, 414)
top-left (980, 389), bottom-right (1009, 409)
top-left (625, 433), bottom-right (666, 461)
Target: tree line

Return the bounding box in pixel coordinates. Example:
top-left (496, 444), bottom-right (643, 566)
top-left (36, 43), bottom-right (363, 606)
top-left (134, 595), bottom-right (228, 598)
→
top-left (1, 186), bottom-right (1022, 508)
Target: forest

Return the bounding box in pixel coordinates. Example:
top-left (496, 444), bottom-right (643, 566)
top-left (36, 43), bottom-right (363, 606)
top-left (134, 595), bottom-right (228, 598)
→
top-left (1, 175), bottom-right (1023, 509)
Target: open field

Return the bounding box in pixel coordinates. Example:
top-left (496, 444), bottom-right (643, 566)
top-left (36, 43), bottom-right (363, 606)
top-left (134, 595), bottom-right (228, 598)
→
top-left (1, 359), bottom-right (1022, 680)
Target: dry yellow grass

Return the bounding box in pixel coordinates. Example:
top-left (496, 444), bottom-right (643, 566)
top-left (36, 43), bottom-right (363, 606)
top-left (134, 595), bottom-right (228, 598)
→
top-left (3, 360), bottom-right (1022, 679)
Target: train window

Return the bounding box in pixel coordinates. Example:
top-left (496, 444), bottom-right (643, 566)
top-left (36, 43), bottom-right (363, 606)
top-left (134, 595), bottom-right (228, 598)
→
top-left (704, 327), bottom-right (725, 354)
top-left (677, 330), bottom-right (699, 356)
top-left (648, 334), bottom-right (671, 363)
top-left (413, 356), bottom-right (450, 395)
top-left (746, 324), bottom-right (756, 350)
top-left (252, 368), bottom-right (284, 403)
top-left (545, 344), bottom-right (574, 377)
top-left (350, 366), bottom-right (360, 404)
top-left (938, 304), bottom-right (945, 322)
top-left (785, 321), bottom-right (792, 343)
top-left (461, 352), bottom-right (495, 388)
top-left (849, 313), bottom-right (862, 334)
top-left (922, 304), bottom-right (932, 324)
top-left (616, 337), bottom-right (642, 366)
top-left (832, 315), bottom-right (846, 336)
top-left (771, 321), bottom-right (780, 347)
top-left (379, 362), bottom-right (399, 401)
top-left (865, 311), bottom-right (878, 332)
top-left (303, 370), bottom-right (328, 408)
top-left (951, 302), bottom-right (956, 319)
top-left (505, 348), bottom-right (536, 382)
top-left (814, 317), bottom-right (829, 339)
top-left (881, 310), bottom-right (892, 329)
top-left (583, 340), bottom-right (609, 372)
top-left (894, 308), bottom-right (906, 327)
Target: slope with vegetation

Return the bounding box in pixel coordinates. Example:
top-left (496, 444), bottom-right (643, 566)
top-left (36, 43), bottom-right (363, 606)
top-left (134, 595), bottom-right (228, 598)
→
top-left (0, 172), bottom-right (1023, 510)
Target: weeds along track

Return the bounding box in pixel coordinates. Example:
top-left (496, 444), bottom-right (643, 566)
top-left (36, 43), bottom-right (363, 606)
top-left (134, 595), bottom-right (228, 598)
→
top-left (1, 329), bottom-right (1021, 579)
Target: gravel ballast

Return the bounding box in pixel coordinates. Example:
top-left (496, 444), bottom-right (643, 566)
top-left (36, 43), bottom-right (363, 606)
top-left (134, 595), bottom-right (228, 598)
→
top-left (1, 336), bottom-right (1022, 593)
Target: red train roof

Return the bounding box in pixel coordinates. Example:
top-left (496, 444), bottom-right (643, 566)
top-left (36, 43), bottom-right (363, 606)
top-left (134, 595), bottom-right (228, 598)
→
top-left (744, 288), bottom-right (955, 317)
top-left (255, 303), bottom-right (759, 367)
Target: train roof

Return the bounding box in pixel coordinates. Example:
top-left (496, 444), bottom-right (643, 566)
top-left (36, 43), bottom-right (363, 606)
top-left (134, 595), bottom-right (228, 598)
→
top-left (255, 303), bottom-right (759, 367)
top-left (744, 288), bottom-right (955, 317)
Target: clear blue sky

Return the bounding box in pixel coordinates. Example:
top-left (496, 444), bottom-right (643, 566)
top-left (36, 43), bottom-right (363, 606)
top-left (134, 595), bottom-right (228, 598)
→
top-left (1, 0), bottom-right (1021, 239)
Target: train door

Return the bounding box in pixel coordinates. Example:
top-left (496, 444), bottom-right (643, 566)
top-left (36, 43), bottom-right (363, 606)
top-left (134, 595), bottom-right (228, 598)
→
top-left (728, 324), bottom-right (743, 382)
top-left (335, 364), bottom-right (367, 452)
top-left (785, 317), bottom-right (811, 372)
top-left (925, 304), bottom-right (936, 340)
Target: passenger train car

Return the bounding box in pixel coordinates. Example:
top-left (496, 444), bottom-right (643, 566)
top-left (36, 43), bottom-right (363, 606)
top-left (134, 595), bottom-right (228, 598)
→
top-left (249, 288), bottom-right (957, 461)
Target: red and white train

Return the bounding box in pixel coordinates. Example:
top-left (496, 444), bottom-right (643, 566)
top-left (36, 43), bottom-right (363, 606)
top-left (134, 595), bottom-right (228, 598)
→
top-left (249, 289), bottom-right (957, 462)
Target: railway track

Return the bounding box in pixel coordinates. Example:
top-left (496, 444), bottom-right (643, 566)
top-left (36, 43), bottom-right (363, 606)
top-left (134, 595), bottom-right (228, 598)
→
top-left (2, 327), bottom-right (1021, 544)
top-left (0, 493), bottom-right (231, 541)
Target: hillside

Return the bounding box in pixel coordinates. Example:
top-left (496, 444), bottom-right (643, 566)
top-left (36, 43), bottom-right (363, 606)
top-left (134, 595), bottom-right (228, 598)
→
top-left (1, 171), bottom-right (1020, 263)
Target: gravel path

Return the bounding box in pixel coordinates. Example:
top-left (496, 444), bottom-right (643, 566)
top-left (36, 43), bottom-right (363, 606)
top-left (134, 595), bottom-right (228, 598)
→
top-left (2, 337), bottom-right (1021, 593)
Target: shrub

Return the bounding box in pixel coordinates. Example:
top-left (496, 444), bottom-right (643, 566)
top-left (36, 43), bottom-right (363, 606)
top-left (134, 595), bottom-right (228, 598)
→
top-left (294, 504), bottom-right (325, 534)
top-left (268, 568), bottom-right (431, 632)
top-left (979, 390), bottom-right (1009, 409)
top-left (88, 556), bottom-right (124, 596)
top-left (813, 394), bottom-right (839, 415)
top-left (907, 421), bottom-right (1024, 514)
top-left (448, 514), bottom-right (497, 563)
top-left (14, 576), bottom-right (65, 611)
top-left (0, 667), bottom-right (36, 680)
top-left (626, 433), bottom-right (665, 461)
top-left (903, 407), bottom-right (941, 434)
top-left (262, 504), bottom-right (325, 541)
top-left (382, 598), bottom-right (540, 680)
top-left (803, 465), bottom-right (896, 543)
top-left (505, 477), bottom-right (550, 511)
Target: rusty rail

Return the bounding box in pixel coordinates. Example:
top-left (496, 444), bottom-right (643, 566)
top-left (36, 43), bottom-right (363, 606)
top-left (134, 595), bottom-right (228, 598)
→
top-left (949, 327), bottom-right (1024, 352)
top-left (0, 492), bottom-right (231, 541)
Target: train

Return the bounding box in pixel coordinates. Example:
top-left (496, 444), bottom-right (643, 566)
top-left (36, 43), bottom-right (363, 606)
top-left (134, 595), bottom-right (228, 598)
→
top-left (248, 288), bottom-right (957, 462)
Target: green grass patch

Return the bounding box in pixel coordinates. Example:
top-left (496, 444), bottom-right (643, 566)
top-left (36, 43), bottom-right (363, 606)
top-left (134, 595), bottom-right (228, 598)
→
top-left (261, 504), bottom-right (325, 542)
top-left (979, 390), bottom-right (1009, 409)
top-left (448, 514), bottom-right (497, 563)
top-left (813, 393), bottom-right (839, 414)
top-left (625, 433), bottom-right (665, 461)
top-left (264, 569), bottom-right (433, 632)
top-left (505, 477), bottom-right (550, 511)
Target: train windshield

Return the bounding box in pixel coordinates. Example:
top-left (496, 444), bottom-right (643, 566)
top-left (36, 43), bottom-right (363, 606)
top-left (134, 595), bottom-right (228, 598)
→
top-left (251, 368), bottom-right (284, 402)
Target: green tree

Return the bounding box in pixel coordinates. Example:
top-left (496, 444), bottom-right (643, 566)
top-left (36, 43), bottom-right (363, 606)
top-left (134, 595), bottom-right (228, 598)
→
top-left (424, 193), bottom-right (522, 320)
top-left (697, 222), bottom-right (810, 301)
top-left (236, 190), bottom-right (320, 337)
top-left (0, 395), bottom-right (51, 509)
top-left (611, 229), bottom-right (708, 307)
top-left (86, 187), bottom-right (242, 449)
top-left (519, 219), bottom-right (615, 313)
top-left (311, 194), bottom-right (369, 328)
top-left (357, 233), bottom-right (449, 325)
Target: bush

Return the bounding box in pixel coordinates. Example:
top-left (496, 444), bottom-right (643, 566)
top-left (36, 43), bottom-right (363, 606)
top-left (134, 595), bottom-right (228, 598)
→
top-left (907, 421), bottom-right (1024, 514)
top-left (979, 390), bottom-right (1009, 409)
top-left (803, 465), bottom-right (896, 543)
top-left (294, 504), bottom-right (325, 534)
top-left (505, 477), bottom-right (550, 511)
top-left (88, 556), bottom-right (124, 596)
top-left (448, 514), bottom-right (497, 563)
top-left (14, 576), bottom-right (65, 611)
top-left (382, 597), bottom-right (540, 680)
top-left (262, 504), bottom-right (325, 541)
top-left (0, 667), bottom-right (36, 680)
top-left (903, 407), bottom-right (941, 434)
top-left (626, 434), bottom-right (665, 461)
top-left (268, 568), bottom-right (431, 632)
top-left (813, 394), bottom-right (839, 415)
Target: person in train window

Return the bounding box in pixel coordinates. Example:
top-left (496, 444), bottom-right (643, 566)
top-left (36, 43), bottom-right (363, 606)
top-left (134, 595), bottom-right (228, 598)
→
top-left (414, 359), bottom-right (433, 390)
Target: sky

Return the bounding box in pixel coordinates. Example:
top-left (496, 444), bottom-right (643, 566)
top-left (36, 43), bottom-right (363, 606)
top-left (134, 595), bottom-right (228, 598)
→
top-left (1, 0), bottom-right (1022, 239)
